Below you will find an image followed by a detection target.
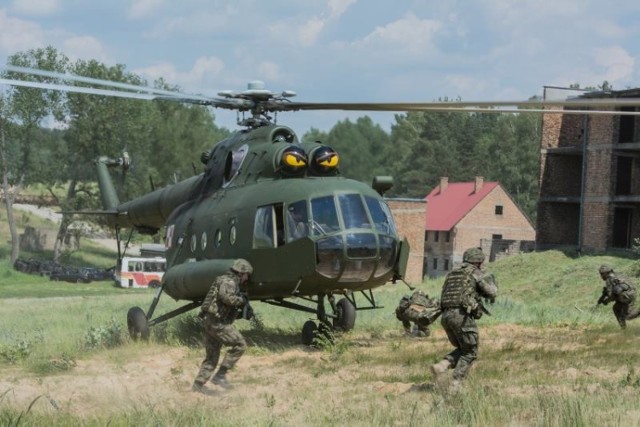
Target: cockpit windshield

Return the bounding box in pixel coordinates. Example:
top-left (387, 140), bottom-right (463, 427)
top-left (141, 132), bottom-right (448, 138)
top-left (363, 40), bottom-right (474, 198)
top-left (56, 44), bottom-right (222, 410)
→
top-left (310, 195), bottom-right (341, 235)
top-left (252, 193), bottom-right (398, 283)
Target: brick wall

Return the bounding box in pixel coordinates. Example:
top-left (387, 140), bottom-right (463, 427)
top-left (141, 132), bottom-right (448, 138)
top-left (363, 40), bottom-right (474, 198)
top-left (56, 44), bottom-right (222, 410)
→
top-left (387, 199), bottom-right (426, 285)
top-left (453, 185), bottom-right (535, 266)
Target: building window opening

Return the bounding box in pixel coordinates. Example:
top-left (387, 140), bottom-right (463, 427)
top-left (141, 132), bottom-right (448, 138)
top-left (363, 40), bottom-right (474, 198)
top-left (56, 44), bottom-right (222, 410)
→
top-left (495, 205), bottom-right (504, 215)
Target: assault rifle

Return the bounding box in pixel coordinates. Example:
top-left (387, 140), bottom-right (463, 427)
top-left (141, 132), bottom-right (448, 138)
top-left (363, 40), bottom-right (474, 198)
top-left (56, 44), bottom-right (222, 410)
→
top-left (238, 291), bottom-right (254, 320)
top-left (596, 287), bottom-right (609, 306)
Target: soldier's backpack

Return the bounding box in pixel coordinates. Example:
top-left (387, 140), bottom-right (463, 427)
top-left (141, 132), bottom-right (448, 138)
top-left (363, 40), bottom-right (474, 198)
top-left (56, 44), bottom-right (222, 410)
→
top-left (397, 290), bottom-right (442, 326)
top-left (613, 278), bottom-right (636, 304)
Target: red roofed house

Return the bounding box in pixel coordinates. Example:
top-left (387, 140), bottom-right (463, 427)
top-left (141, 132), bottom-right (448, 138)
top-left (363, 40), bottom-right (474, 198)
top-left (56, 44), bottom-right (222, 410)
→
top-left (424, 176), bottom-right (535, 278)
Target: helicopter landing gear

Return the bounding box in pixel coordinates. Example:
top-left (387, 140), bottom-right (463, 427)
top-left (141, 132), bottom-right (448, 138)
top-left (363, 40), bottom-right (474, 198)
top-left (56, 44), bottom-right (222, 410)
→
top-left (127, 306), bottom-right (150, 341)
top-left (299, 294), bottom-right (356, 345)
top-left (333, 297), bottom-right (356, 331)
top-left (301, 320), bottom-right (334, 346)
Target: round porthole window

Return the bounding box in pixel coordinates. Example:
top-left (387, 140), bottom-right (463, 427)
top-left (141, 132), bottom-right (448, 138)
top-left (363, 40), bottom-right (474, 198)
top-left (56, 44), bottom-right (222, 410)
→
top-left (201, 231), bottom-right (207, 251)
top-left (215, 229), bottom-right (222, 247)
top-left (190, 234), bottom-right (197, 252)
top-left (229, 225), bottom-right (237, 245)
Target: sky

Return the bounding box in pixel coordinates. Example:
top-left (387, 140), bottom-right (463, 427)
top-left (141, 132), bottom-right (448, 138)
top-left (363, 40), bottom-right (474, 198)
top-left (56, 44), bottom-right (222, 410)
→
top-left (1, 0), bottom-right (640, 134)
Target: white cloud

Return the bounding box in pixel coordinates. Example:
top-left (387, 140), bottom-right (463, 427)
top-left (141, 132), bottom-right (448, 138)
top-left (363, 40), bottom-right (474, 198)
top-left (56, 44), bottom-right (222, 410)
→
top-left (355, 13), bottom-right (443, 56)
top-left (134, 56), bottom-right (224, 89)
top-left (0, 9), bottom-right (44, 53)
top-left (594, 46), bottom-right (635, 83)
top-left (328, 0), bottom-right (356, 18)
top-left (298, 17), bottom-right (326, 46)
top-left (63, 35), bottom-right (111, 63)
top-left (128, 0), bottom-right (165, 20)
top-left (10, 0), bottom-right (58, 16)
top-left (256, 61), bottom-right (280, 82)
top-left (272, 0), bottom-right (356, 46)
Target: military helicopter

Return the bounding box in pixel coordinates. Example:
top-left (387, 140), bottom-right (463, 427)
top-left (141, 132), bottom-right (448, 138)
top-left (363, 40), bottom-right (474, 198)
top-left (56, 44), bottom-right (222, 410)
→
top-left (3, 65), bottom-right (640, 344)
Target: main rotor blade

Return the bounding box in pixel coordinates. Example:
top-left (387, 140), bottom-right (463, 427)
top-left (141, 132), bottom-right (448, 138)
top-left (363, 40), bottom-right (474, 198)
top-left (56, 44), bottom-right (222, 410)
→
top-left (0, 77), bottom-right (247, 108)
top-left (0, 78), bottom-right (156, 101)
top-left (283, 98), bottom-right (640, 112)
top-left (3, 65), bottom-right (195, 98)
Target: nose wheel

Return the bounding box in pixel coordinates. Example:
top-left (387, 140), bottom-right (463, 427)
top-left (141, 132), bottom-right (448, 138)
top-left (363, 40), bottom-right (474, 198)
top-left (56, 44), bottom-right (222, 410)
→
top-left (300, 296), bottom-right (356, 345)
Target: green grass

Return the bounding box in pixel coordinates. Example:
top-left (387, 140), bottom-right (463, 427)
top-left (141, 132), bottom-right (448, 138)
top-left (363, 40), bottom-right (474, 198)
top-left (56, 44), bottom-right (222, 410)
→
top-left (3, 203), bottom-right (640, 425)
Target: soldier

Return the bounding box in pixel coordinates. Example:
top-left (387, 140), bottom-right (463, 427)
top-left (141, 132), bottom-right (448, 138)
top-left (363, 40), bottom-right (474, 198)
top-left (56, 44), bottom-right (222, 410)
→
top-left (192, 258), bottom-right (253, 394)
top-left (597, 265), bottom-right (640, 329)
top-left (430, 247), bottom-right (497, 391)
top-left (395, 290), bottom-right (440, 337)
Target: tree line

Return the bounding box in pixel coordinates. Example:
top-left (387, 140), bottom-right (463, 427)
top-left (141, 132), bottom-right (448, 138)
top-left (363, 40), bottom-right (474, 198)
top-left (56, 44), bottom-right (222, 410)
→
top-left (0, 46), bottom-right (542, 264)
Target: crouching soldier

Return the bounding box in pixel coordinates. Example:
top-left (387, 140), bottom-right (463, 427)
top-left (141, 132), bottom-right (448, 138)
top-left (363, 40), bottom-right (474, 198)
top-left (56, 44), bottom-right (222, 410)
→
top-left (597, 264), bottom-right (640, 329)
top-left (395, 290), bottom-right (441, 337)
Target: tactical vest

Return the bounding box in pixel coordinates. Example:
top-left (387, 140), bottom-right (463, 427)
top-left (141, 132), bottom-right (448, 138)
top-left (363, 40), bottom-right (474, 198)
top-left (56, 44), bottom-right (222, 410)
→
top-left (440, 264), bottom-right (477, 310)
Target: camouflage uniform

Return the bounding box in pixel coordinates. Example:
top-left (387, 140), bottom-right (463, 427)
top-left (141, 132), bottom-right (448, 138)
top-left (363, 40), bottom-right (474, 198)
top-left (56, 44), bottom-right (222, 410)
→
top-left (193, 260), bottom-right (252, 390)
top-left (395, 290), bottom-right (439, 337)
top-left (434, 248), bottom-right (497, 381)
top-left (598, 265), bottom-right (640, 329)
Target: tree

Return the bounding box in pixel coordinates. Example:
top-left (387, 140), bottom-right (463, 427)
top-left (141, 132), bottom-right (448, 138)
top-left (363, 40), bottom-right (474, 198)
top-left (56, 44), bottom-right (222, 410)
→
top-left (1, 47), bottom-right (69, 263)
top-left (320, 116), bottom-right (390, 183)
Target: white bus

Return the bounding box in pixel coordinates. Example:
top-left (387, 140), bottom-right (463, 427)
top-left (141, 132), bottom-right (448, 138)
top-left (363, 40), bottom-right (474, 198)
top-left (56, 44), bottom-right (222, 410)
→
top-left (116, 256), bottom-right (166, 288)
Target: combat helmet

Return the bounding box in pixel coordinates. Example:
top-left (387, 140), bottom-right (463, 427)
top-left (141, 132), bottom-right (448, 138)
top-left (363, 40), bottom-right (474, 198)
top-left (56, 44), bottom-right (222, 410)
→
top-left (599, 264), bottom-right (613, 275)
top-left (231, 258), bottom-right (253, 275)
top-left (463, 247), bottom-right (485, 264)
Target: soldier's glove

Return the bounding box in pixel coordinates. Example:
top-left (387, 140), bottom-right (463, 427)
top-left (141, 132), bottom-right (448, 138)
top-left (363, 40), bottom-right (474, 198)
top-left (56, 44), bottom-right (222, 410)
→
top-left (485, 297), bottom-right (495, 304)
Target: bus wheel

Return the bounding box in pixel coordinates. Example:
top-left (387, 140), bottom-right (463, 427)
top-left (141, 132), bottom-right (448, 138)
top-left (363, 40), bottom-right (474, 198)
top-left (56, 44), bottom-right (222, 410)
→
top-left (127, 306), bottom-right (150, 341)
top-left (149, 280), bottom-right (161, 289)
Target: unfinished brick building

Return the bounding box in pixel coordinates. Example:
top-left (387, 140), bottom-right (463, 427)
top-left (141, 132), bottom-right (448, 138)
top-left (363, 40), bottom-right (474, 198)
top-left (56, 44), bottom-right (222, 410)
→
top-left (538, 86), bottom-right (640, 251)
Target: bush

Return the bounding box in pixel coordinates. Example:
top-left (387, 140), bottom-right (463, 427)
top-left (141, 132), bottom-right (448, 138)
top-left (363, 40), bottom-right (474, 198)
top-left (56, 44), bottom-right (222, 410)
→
top-left (83, 318), bottom-right (123, 349)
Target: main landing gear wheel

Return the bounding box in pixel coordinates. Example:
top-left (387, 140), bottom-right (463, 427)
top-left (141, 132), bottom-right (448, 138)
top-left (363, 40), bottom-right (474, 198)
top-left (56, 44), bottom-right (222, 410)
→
top-left (333, 298), bottom-right (356, 332)
top-left (127, 306), bottom-right (150, 341)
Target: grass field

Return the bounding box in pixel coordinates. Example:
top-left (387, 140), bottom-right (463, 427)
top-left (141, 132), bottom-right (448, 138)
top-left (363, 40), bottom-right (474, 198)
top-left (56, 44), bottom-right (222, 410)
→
top-left (1, 246), bottom-right (640, 425)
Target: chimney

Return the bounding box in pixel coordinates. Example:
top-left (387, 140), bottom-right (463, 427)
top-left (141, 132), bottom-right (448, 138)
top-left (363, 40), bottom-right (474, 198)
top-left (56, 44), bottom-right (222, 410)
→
top-left (439, 177), bottom-right (448, 193)
top-left (474, 176), bottom-right (484, 193)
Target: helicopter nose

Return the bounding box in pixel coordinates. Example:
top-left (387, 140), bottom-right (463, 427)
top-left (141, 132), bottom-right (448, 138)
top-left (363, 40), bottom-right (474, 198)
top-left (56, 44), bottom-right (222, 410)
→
top-left (315, 232), bottom-right (396, 283)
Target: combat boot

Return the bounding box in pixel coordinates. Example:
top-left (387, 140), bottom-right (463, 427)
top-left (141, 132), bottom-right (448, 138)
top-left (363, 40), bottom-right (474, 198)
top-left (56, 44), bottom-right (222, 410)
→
top-left (191, 381), bottom-right (215, 396)
top-left (449, 378), bottom-right (462, 394)
top-left (431, 359), bottom-right (452, 391)
top-left (430, 359), bottom-right (451, 377)
top-left (212, 366), bottom-right (233, 390)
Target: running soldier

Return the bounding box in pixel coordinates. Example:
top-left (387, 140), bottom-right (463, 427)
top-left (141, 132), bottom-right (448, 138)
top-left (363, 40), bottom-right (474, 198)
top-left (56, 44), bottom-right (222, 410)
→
top-left (431, 247), bottom-right (497, 392)
top-left (192, 259), bottom-right (253, 394)
top-left (597, 264), bottom-right (640, 329)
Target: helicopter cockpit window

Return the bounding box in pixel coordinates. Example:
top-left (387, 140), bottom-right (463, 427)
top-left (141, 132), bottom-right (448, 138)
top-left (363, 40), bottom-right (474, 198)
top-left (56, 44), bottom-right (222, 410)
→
top-left (365, 196), bottom-right (396, 235)
top-left (286, 200), bottom-right (309, 242)
top-left (223, 144), bottom-right (249, 187)
top-left (253, 205), bottom-right (276, 249)
top-left (310, 196), bottom-right (340, 235)
top-left (338, 194), bottom-right (371, 230)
